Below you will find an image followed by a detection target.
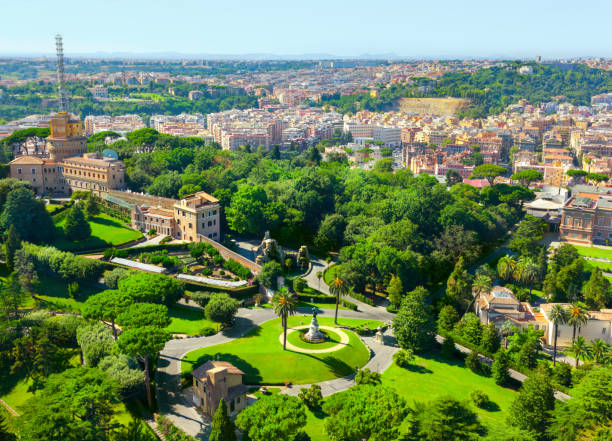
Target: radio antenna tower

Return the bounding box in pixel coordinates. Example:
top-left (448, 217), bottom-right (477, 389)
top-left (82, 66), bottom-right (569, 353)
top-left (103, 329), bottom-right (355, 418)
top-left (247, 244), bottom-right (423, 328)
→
top-left (55, 34), bottom-right (68, 112)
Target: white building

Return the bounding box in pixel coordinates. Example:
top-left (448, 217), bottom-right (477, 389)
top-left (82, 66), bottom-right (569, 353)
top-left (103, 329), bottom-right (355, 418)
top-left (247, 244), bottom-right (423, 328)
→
top-left (540, 304), bottom-right (612, 346)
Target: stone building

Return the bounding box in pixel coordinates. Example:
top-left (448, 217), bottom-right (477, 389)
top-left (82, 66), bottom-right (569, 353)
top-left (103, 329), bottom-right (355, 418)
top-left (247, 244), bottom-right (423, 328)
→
top-left (191, 361), bottom-right (248, 418)
top-left (8, 112), bottom-right (126, 196)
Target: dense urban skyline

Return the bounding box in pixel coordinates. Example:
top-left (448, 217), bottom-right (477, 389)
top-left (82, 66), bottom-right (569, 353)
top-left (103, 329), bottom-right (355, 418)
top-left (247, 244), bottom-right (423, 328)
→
top-left (1, 0), bottom-right (611, 58)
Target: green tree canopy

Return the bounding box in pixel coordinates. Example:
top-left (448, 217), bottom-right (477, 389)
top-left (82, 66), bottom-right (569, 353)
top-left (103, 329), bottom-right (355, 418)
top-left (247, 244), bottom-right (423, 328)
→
top-left (64, 204), bottom-right (92, 242)
top-left (204, 293), bottom-right (240, 326)
top-left (118, 272), bottom-right (184, 305)
top-left (471, 164), bottom-right (507, 184)
top-left (0, 187), bottom-right (54, 243)
top-left (393, 286), bottom-right (436, 353)
top-left (235, 394), bottom-right (306, 441)
top-left (323, 385), bottom-right (409, 441)
top-left (18, 366), bottom-right (119, 441)
top-left (116, 303), bottom-right (171, 329)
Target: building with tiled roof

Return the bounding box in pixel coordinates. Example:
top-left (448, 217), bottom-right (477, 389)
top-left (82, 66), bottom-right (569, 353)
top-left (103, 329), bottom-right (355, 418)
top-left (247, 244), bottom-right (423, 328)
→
top-left (540, 304), bottom-right (612, 346)
top-left (191, 361), bottom-right (248, 418)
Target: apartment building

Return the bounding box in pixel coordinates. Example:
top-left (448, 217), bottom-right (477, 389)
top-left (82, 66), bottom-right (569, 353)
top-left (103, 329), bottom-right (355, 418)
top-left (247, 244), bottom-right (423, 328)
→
top-left (560, 191), bottom-right (612, 244)
top-left (84, 115), bottom-right (146, 135)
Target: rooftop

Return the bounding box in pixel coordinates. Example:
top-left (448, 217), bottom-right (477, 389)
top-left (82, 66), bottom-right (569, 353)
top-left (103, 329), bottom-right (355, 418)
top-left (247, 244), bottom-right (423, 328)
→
top-left (191, 361), bottom-right (245, 380)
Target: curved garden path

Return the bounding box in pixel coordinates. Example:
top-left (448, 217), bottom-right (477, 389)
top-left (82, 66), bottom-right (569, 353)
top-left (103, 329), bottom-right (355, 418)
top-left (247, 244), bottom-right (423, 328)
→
top-left (156, 304), bottom-right (395, 439)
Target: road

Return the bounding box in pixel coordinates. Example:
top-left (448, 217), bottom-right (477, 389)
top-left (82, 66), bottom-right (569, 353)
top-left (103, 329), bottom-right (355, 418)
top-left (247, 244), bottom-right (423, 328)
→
top-left (156, 305), bottom-right (394, 439)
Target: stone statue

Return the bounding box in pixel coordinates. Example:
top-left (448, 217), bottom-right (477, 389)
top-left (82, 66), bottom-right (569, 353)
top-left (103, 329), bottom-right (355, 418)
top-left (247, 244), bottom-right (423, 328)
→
top-left (304, 307), bottom-right (324, 341)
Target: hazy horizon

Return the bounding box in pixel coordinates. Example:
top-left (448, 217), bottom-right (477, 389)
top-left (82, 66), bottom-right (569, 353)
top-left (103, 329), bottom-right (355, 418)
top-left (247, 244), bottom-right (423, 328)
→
top-left (1, 0), bottom-right (611, 59)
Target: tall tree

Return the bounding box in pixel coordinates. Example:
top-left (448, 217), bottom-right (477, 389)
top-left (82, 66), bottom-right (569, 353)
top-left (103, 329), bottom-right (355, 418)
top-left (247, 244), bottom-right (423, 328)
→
top-left (548, 368), bottom-right (612, 441)
top-left (446, 256), bottom-right (472, 309)
top-left (3, 224), bottom-right (19, 272)
top-left (116, 303), bottom-right (171, 330)
top-left (83, 290), bottom-right (133, 340)
top-left (582, 269), bottom-right (611, 309)
top-left (515, 256), bottom-right (539, 295)
top-left (0, 272), bottom-right (26, 318)
top-left (507, 371), bottom-right (555, 440)
top-left (0, 187), bottom-right (54, 243)
top-left (18, 367), bottom-right (119, 441)
top-left (393, 287), bottom-right (436, 353)
top-left (492, 348), bottom-right (511, 386)
top-left (117, 326), bottom-right (170, 408)
top-left (235, 394), bottom-right (306, 441)
top-left (118, 272), bottom-right (185, 305)
top-left (471, 164), bottom-right (507, 184)
top-left (549, 304), bottom-right (568, 366)
top-left (567, 305), bottom-right (590, 343)
top-left (497, 255), bottom-right (517, 282)
top-left (468, 274), bottom-right (492, 314)
top-left (329, 276), bottom-right (348, 324)
top-left (272, 287), bottom-right (297, 350)
top-left (323, 385), bottom-right (408, 441)
top-left (404, 396), bottom-right (484, 441)
top-left (209, 397), bottom-right (236, 441)
top-left (589, 339), bottom-right (608, 364)
top-left (568, 336), bottom-right (590, 368)
top-left (64, 204), bottom-right (92, 242)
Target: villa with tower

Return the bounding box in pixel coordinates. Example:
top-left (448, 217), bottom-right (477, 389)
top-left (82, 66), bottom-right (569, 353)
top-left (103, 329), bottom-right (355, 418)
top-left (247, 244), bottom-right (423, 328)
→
top-left (8, 111), bottom-right (126, 196)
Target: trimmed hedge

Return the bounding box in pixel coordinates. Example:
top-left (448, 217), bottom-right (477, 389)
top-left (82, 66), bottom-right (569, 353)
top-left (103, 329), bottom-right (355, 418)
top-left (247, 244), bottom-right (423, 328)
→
top-left (223, 258), bottom-right (252, 280)
top-left (296, 293), bottom-right (358, 311)
top-left (21, 242), bottom-right (106, 283)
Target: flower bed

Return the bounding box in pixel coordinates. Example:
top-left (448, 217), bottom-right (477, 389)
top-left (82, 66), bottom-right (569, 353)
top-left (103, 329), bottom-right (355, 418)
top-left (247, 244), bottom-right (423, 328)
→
top-left (155, 415), bottom-right (196, 441)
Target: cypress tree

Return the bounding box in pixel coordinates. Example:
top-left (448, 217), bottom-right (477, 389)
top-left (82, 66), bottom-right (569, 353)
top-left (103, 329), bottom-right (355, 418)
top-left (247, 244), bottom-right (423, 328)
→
top-left (4, 225), bottom-right (20, 272)
top-left (209, 398), bottom-right (236, 441)
top-left (64, 204), bottom-right (91, 242)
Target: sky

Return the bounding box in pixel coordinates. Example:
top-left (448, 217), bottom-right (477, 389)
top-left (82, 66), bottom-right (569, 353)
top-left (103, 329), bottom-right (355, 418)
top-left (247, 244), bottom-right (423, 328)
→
top-left (0, 0), bottom-right (611, 58)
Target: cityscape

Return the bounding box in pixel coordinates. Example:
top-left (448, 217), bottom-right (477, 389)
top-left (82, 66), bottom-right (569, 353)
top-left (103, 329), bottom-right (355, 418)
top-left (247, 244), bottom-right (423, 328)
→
top-left (0, 2), bottom-right (611, 441)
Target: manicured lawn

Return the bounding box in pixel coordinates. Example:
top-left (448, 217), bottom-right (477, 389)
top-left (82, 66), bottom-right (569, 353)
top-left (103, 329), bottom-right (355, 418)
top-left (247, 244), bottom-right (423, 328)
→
top-left (53, 213), bottom-right (142, 251)
top-left (165, 304), bottom-right (219, 336)
top-left (381, 350), bottom-right (518, 432)
top-left (304, 407), bottom-right (328, 441)
top-left (572, 244), bottom-right (612, 260)
top-left (323, 264), bottom-right (341, 286)
top-left (31, 275), bottom-right (104, 312)
top-left (181, 317), bottom-right (377, 385)
top-left (585, 260), bottom-right (612, 272)
top-left (286, 328), bottom-right (343, 350)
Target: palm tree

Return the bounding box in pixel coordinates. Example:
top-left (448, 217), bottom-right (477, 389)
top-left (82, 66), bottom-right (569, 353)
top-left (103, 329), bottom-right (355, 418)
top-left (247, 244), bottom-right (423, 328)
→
top-left (549, 304), bottom-right (569, 366)
top-left (316, 271), bottom-right (323, 291)
top-left (568, 336), bottom-right (590, 368)
top-left (497, 256), bottom-right (516, 282)
top-left (590, 339), bottom-right (609, 364)
top-left (329, 276), bottom-right (348, 325)
top-left (272, 287), bottom-right (297, 351)
top-left (515, 256), bottom-right (539, 295)
top-left (567, 305), bottom-right (590, 343)
top-left (500, 320), bottom-right (516, 349)
top-left (465, 275), bottom-right (492, 315)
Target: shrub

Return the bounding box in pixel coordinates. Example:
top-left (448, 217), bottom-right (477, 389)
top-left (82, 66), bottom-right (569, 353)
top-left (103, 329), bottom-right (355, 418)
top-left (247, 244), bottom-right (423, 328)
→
top-left (219, 270), bottom-right (225, 276)
top-left (355, 368), bottom-right (381, 386)
top-left (202, 267), bottom-right (213, 276)
top-left (160, 236), bottom-right (172, 244)
top-left (198, 327), bottom-right (216, 337)
top-left (155, 415), bottom-right (196, 441)
top-left (552, 362), bottom-right (572, 388)
top-left (349, 290), bottom-right (375, 306)
top-left (492, 348), bottom-right (511, 386)
top-left (441, 336), bottom-right (457, 359)
top-left (393, 349), bottom-right (415, 368)
top-left (293, 277), bottom-right (307, 293)
top-left (223, 258), bottom-right (251, 280)
top-left (298, 384), bottom-right (323, 410)
top-left (147, 229), bottom-right (156, 236)
top-left (190, 291), bottom-right (212, 308)
top-left (470, 390), bottom-right (489, 408)
top-left (189, 242), bottom-right (205, 259)
top-left (21, 243), bottom-right (105, 283)
top-left (465, 349), bottom-right (482, 373)
top-left (213, 254), bottom-right (224, 265)
top-left (104, 267), bottom-right (131, 289)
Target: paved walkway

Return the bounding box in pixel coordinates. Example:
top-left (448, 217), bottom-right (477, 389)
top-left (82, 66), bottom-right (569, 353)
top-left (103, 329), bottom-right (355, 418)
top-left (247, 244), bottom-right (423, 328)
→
top-left (156, 306), bottom-right (394, 439)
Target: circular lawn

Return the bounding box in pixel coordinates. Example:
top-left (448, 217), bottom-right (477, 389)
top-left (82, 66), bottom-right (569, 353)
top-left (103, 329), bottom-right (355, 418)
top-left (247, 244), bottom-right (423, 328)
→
top-left (181, 316), bottom-right (377, 385)
top-left (286, 327), bottom-right (344, 350)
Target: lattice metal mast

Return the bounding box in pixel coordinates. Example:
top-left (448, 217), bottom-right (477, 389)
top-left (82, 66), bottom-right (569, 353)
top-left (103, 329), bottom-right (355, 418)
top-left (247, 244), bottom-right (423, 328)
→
top-left (55, 34), bottom-right (68, 112)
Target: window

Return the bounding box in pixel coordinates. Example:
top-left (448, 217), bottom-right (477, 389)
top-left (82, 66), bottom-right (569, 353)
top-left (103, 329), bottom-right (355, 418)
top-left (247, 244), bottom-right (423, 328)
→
top-left (208, 221), bottom-right (212, 227)
top-left (31, 168), bottom-right (36, 174)
top-left (230, 400), bottom-right (235, 412)
top-left (17, 168), bottom-right (22, 174)
top-left (213, 210), bottom-right (217, 215)
top-left (603, 328), bottom-right (607, 335)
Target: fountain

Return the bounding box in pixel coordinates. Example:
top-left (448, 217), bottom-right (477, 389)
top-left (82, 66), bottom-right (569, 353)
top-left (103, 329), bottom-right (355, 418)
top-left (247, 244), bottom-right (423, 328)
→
top-left (303, 308), bottom-right (325, 342)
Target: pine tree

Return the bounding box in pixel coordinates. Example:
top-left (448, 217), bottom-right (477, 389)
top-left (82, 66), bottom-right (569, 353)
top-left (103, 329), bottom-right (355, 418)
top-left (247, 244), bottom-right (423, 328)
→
top-left (4, 225), bottom-right (19, 272)
top-left (209, 398), bottom-right (236, 441)
top-left (84, 195), bottom-right (101, 219)
top-left (387, 275), bottom-right (403, 309)
top-left (64, 204), bottom-right (91, 242)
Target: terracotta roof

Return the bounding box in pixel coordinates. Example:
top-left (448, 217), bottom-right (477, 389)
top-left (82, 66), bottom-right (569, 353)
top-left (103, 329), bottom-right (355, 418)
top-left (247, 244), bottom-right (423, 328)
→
top-left (191, 361), bottom-right (245, 380)
top-left (9, 155), bottom-right (45, 164)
